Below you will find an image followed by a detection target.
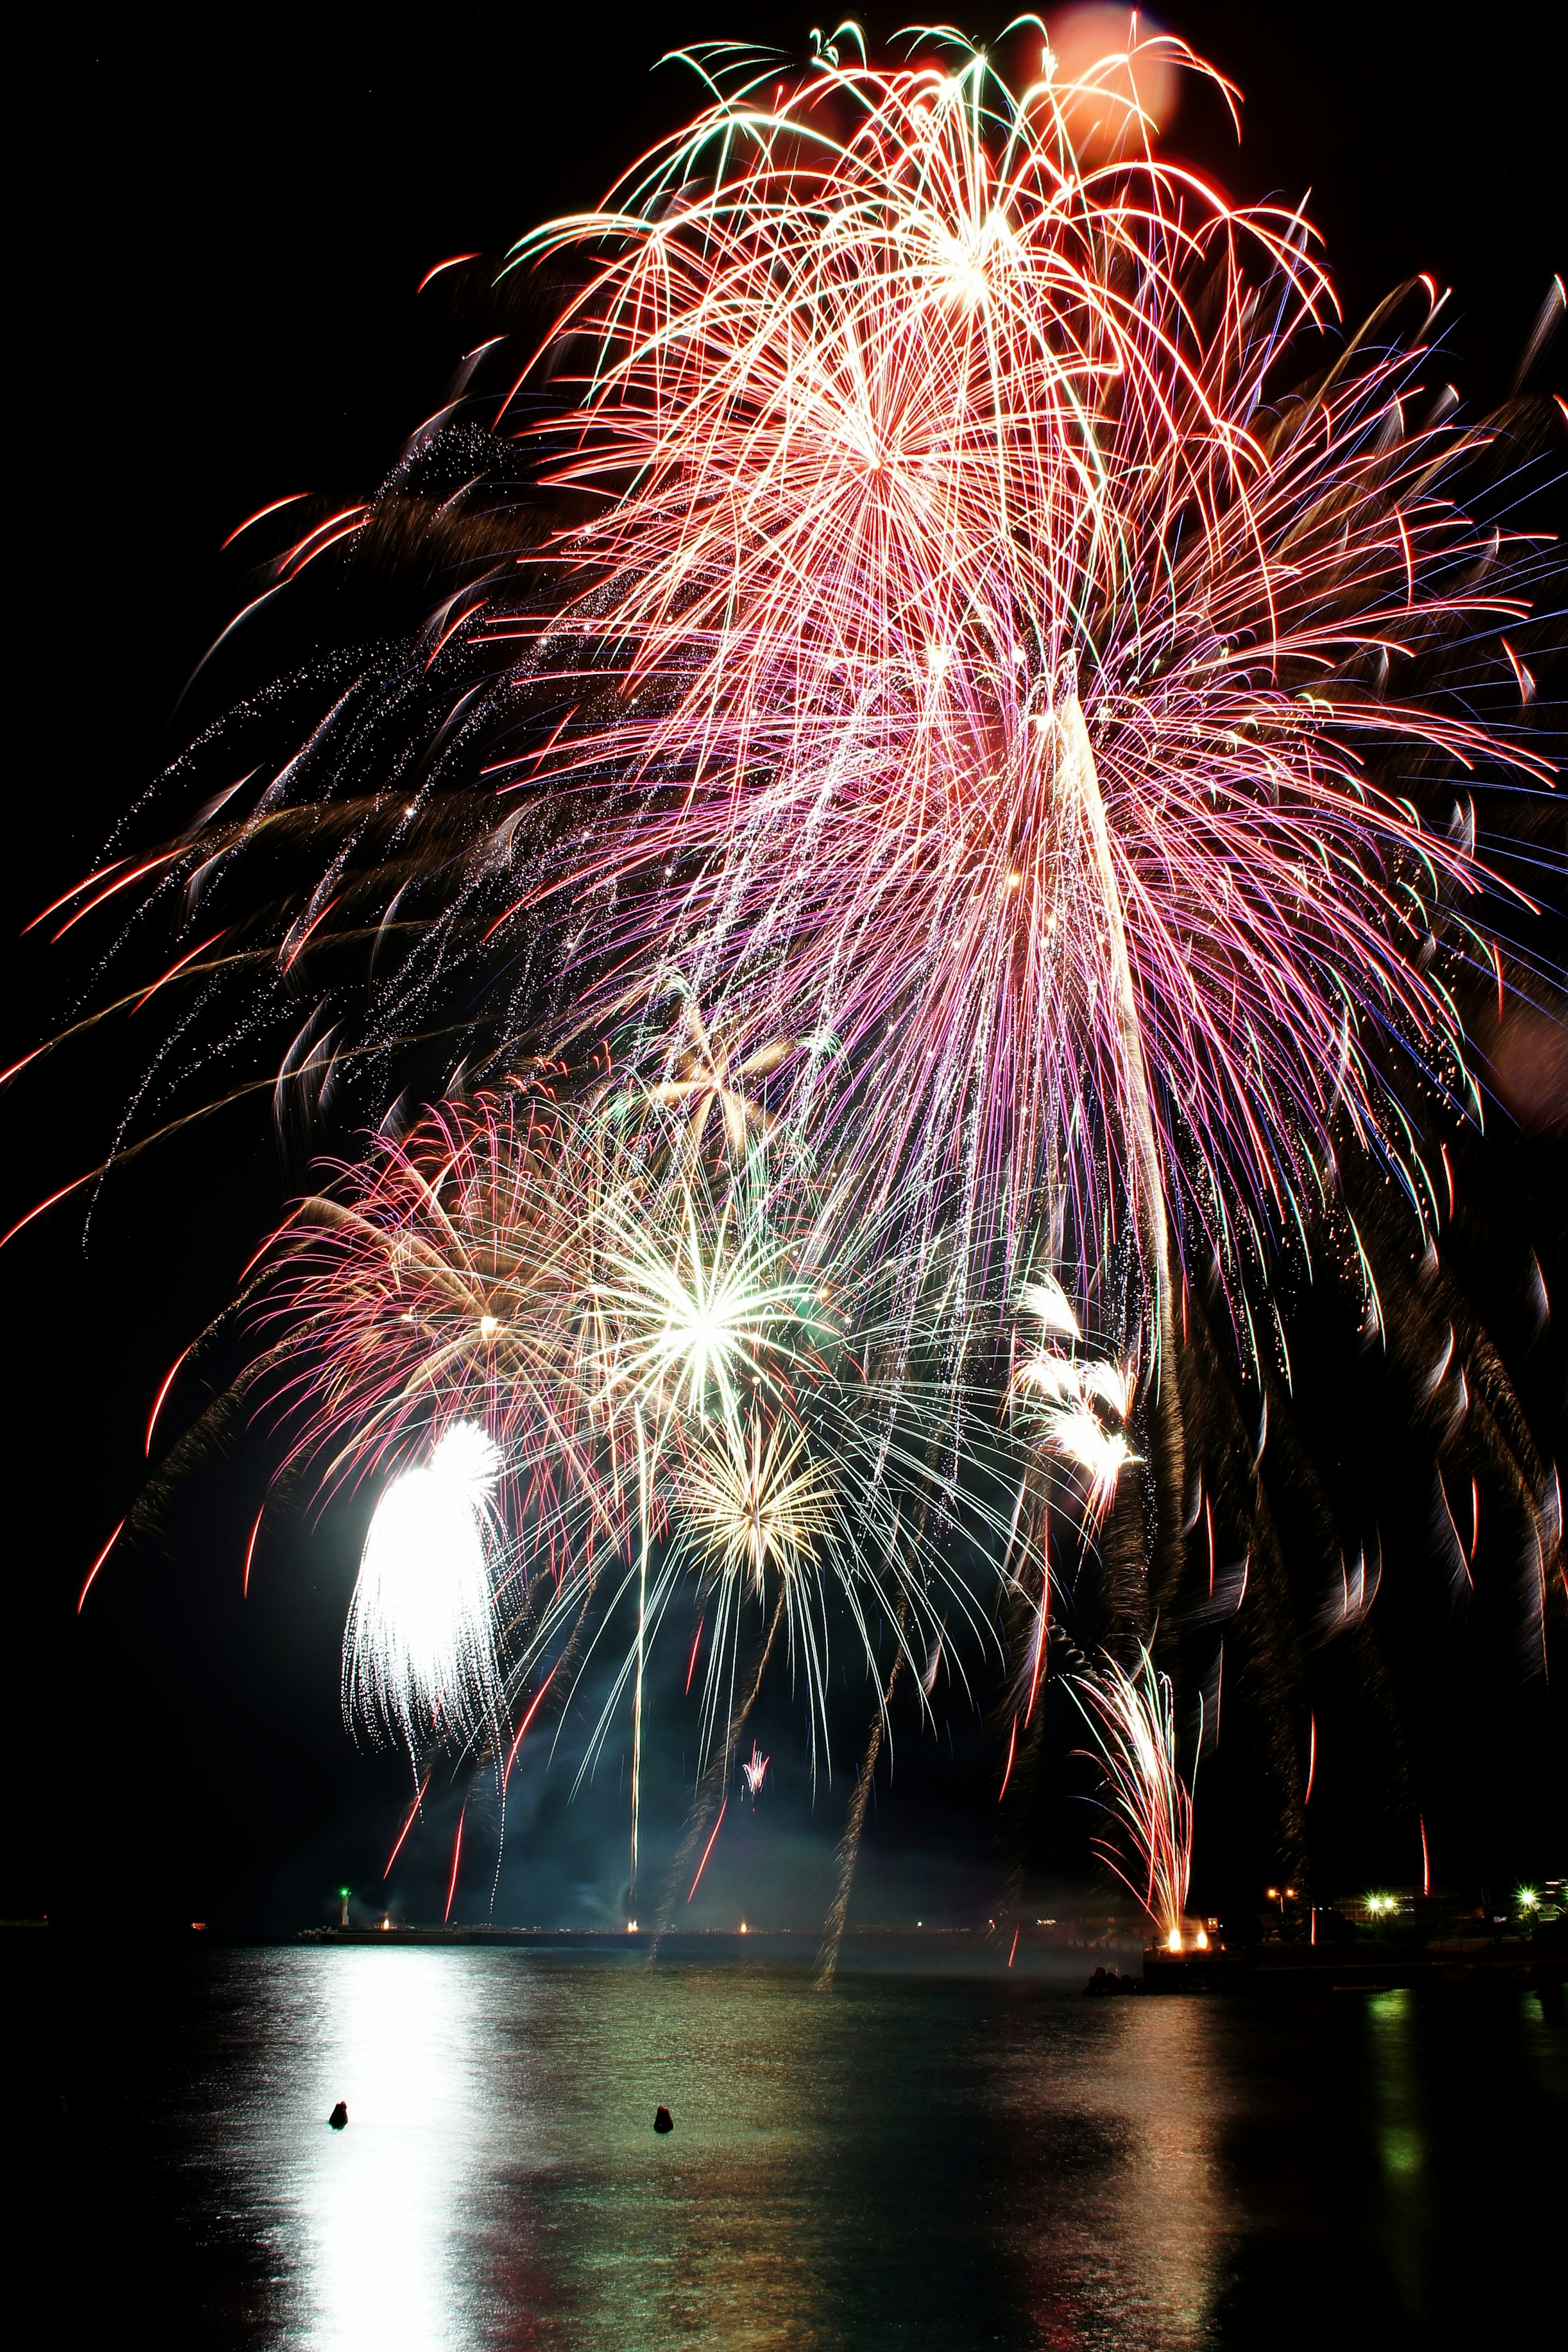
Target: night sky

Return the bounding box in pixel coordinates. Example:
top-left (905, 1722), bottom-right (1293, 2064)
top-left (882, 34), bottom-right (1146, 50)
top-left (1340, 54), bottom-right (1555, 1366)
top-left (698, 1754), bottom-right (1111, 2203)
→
top-left (6, 5), bottom-right (1562, 1934)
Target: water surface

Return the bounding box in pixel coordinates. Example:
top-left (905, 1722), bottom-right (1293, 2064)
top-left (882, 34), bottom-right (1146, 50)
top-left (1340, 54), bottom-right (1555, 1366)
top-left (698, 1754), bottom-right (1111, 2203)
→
top-left (26, 1941), bottom-right (1564, 2347)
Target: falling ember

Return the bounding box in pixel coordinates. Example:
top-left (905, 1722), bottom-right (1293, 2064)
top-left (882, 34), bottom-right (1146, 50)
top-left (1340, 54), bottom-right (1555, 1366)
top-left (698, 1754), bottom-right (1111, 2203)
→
top-left (145, 1345), bottom-right (194, 1457)
top-left (1024, 1557), bottom-right (1051, 1725)
top-left (443, 1800), bottom-right (467, 1923)
top-left (416, 253), bottom-right (481, 294)
top-left (78, 1521), bottom-right (125, 1614)
top-left (384, 1773), bottom-right (432, 1878)
top-left (998, 1713), bottom-right (1019, 1802)
top-left (687, 1797), bottom-right (727, 1902)
top-left (242, 1507), bottom-right (264, 1599)
top-left (502, 1664), bottom-right (560, 1790)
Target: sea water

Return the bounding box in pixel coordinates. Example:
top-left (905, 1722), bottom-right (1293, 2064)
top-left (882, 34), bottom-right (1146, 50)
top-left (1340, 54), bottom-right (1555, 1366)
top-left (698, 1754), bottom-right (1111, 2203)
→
top-left (24, 1940), bottom-right (1564, 2347)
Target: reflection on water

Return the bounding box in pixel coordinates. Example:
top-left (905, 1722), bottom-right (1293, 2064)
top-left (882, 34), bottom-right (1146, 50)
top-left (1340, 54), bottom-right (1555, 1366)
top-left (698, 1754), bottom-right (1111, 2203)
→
top-left (35, 1944), bottom-right (1566, 2348)
top-left (1366, 1989), bottom-right (1428, 2324)
top-left (991, 1995), bottom-right (1232, 2345)
top-left (264, 1951), bottom-right (516, 2346)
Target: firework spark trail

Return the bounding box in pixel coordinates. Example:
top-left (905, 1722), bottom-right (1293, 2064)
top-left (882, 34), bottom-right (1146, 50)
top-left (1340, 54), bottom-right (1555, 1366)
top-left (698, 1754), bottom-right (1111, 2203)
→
top-left (1068, 1649), bottom-right (1195, 1945)
top-left (629, 1404), bottom-right (650, 1898)
top-left (816, 1595), bottom-right (909, 1991)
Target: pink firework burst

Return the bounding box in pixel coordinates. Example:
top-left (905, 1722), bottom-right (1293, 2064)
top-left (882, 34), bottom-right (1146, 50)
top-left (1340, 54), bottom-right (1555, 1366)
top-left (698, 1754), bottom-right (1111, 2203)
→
top-left (483, 29), bottom-right (1545, 1367)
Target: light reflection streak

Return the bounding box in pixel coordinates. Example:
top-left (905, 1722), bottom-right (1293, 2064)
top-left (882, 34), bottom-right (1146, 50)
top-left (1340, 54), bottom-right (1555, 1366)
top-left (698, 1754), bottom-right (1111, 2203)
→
top-left (278, 1950), bottom-right (512, 2349)
top-left (995, 1993), bottom-right (1228, 2345)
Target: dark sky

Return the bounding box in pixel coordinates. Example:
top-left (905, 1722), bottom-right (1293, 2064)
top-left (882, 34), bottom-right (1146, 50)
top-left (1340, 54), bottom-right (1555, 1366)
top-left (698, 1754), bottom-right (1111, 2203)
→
top-left (5, 5), bottom-right (1562, 1933)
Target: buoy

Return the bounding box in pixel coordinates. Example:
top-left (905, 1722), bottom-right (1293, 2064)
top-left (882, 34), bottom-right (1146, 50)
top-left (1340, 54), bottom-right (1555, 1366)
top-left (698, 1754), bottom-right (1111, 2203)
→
top-left (329, 2101), bottom-right (348, 2130)
top-left (653, 2105), bottom-right (673, 2134)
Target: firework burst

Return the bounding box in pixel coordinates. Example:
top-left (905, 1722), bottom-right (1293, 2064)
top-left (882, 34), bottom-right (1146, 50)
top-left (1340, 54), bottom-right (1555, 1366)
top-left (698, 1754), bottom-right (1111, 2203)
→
top-left (345, 1419), bottom-right (503, 1757)
top-left (16, 22), bottom-right (1563, 1918)
top-left (499, 29), bottom-right (1548, 1378)
top-left (1069, 1648), bottom-right (1195, 1946)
